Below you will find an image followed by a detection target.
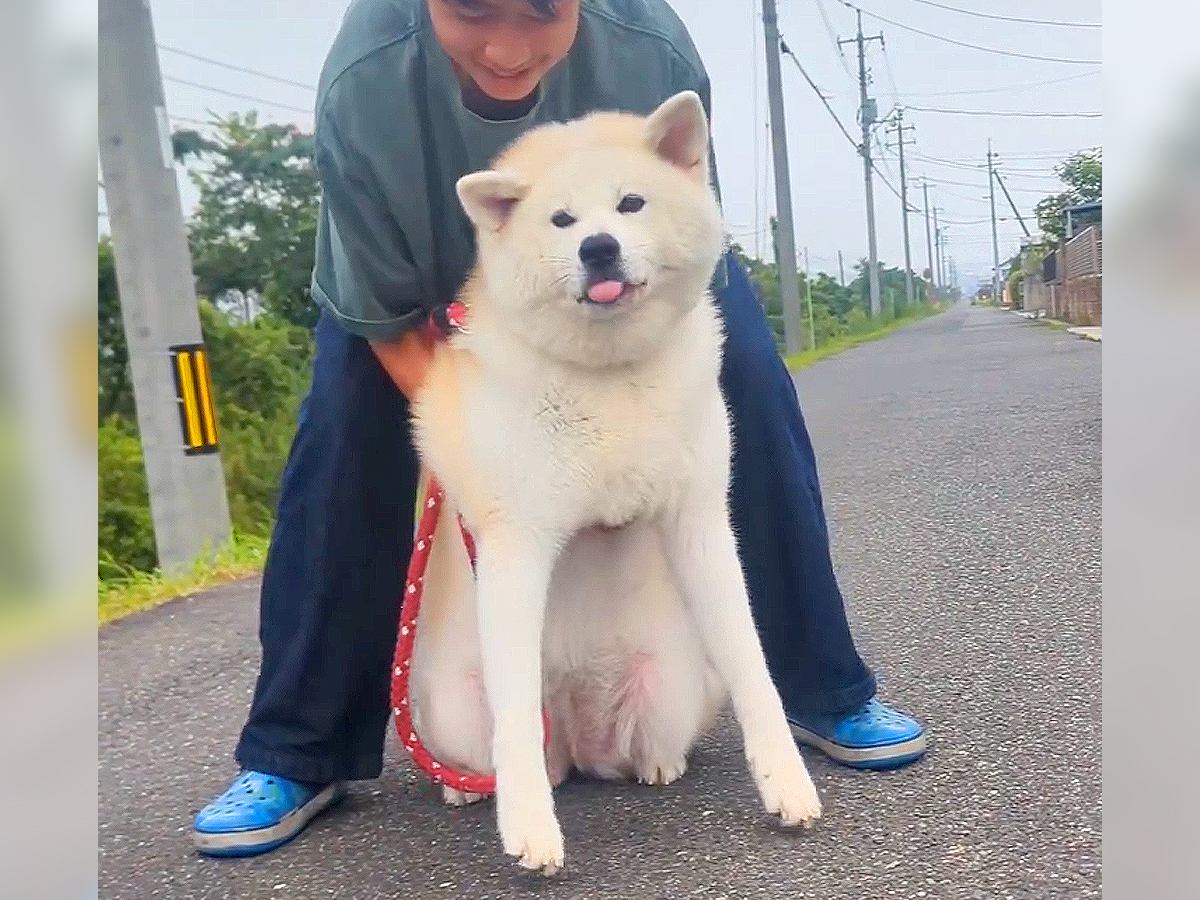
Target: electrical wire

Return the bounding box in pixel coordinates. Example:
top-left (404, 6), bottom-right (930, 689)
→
top-left (839, 1), bottom-right (1101, 65)
top-left (157, 44), bottom-right (317, 92)
top-left (901, 69), bottom-right (1100, 98)
top-left (778, 36), bottom-right (910, 209)
top-left (169, 113), bottom-right (217, 128)
top-left (902, 0), bottom-right (1100, 29)
top-left (162, 75), bottom-right (312, 115)
top-left (924, 174), bottom-right (1053, 193)
top-left (906, 103), bottom-right (1100, 118)
top-left (779, 38), bottom-right (860, 149)
top-left (813, 0), bottom-right (857, 83)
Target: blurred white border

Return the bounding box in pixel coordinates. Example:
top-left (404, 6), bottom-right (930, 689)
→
top-left (1104, 1), bottom-right (1200, 896)
top-left (0, 0), bottom-right (98, 896)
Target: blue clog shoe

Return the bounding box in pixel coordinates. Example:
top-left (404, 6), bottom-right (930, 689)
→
top-left (193, 771), bottom-right (346, 857)
top-left (789, 697), bottom-right (927, 770)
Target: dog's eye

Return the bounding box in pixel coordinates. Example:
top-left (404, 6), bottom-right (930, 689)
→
top-left (617, 194), bottom-right (645, 214)
top-left (551, 210), bottom-right (577, 228)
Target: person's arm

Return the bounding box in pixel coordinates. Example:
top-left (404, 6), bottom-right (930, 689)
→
top-left (312, 108), bottom-right (436, 400)
top-left (367, 328), bottom-right (436, 401)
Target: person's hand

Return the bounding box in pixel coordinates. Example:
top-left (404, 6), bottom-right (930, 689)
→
top-left (369, 327), bottom-right (436, 401)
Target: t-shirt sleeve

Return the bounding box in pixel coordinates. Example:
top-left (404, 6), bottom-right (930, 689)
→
top-left (310, 108), bottom-right (430, 340)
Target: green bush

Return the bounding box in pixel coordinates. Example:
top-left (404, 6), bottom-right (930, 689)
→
top-left (98, 417), bottom-right (155, 577)
top-left (98, 292), bottom-right (314, 575)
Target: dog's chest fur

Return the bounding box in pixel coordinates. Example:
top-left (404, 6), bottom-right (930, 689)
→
top-left (526, 369), bottom-right (699, 529)
top-left (420, 303), bottom-right (726, 536)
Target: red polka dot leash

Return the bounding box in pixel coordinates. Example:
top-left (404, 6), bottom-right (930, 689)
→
top-left (390, 303), bottom-right (549, 797)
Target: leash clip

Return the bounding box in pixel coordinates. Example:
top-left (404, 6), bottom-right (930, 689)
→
top-left (429, 301), bottom-right (470, 337)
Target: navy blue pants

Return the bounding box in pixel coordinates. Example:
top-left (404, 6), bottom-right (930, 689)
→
top-left (236, 253), bottom-right (875, 784)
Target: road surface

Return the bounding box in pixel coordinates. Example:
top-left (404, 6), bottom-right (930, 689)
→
top-left (99, 306), bottom-right (1101, 899)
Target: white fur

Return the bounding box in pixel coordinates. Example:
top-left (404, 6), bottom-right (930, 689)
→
top-left (408, 92), bottom-right (820, 875)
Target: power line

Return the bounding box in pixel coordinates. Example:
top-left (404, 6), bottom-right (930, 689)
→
top-left (840, 1), bottom-right (1101, 65)
top-left (910, 153), bottom-right (987, 172)
top-left (902, 0), bottom-right (1100, 29)
top-left (901, 69), bottom-right (1100, 97)
top-left (906, 103), bottom-right (1101, 118)
top-left (779, 36), bottom-right (910, 210)
top-left (989, 164), bottom-right (1064, 177)
top-left (910, 154), bottom-right (1065, 183)
top-left (157, 44), bottom-right (317, 92)
top-left (162, 75), bottom-right (312, 115)
top-left (924, 174), bottom-right (1052, 194)
top-left (924, 182), bottom-right (990, 203)
top-left (879, 43), bottom-right (902, 100)
top-left (779, 38), bottom-right (859, 149)
top-left (915, 148), bottom-right (1097, 164)
top-left (169, 113), bottom-right (217, 128)
top-left (813, 0), bottom-right (856, 83)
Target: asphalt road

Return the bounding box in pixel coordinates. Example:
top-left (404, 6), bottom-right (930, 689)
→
top-left (99, 305), bottom-right (1102, 899)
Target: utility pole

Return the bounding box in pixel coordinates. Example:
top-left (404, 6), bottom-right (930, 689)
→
top-left (921, 179), bottom-right (936, 299)
top-left (761, 0), bottom-right (806, 354)
top-left (840, 11), bottom-right (884, 318)
top-left (993, 168), bottom-right (1031, 238)
top-left (886, 109), bottom-right (916, 307)
top-left (803, 246), bottom-right (816, 351)
top-left (837, 249), bottom-right (846, 287)
top-left (987, 138), bottom-right (1002, 304)
top-left (932, 205), bottom-right (942, 291)
top-left (99, 0), bottom-right (232, 570)
top-left (938, 224), bottom-right (948, 288)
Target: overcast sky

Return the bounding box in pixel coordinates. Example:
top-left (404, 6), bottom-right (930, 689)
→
top-left (146, 0), bottom-right (1101, 293)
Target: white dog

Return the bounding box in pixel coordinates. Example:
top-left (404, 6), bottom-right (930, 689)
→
top-left (408, 91), bottom-right (821, 875)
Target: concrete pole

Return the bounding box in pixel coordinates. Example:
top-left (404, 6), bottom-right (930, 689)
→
top-left (99, 0), bottom-right (231, 570)
top-left (761, 0), bottom-right (806, 354)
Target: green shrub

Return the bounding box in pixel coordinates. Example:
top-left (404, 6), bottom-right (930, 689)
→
top-left (98, 417), bottom-right (155, 577)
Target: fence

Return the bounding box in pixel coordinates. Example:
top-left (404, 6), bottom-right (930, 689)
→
top-left (1025, 225), bottom-right (1102, 325)
top-left (1064, 225), bottom-right (1102, 280)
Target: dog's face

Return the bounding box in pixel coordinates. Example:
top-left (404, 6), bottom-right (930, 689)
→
top-left (456, 92), bottom-right (726, 368)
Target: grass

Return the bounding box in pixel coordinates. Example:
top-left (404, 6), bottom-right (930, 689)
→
top-left (97, 532), bottom-right (270, 625)
top-left (1032, 316), bottom-right (1072, 331)
top-left (783, 303), bottom-right (948, 371)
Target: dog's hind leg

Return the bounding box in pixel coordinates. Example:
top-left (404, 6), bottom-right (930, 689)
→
top-left (409, 501), bottom-right (495, 807)
top-left (622, 638), bottom-right (722, 787)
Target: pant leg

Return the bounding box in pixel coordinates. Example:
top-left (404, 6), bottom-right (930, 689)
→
top-left (715, 252), bottom-right (877, 717)
top-left (236, 312), bottom-right (418, 784)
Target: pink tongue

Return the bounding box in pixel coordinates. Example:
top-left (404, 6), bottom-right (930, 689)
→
top-left (587, 280), bottom-right (625, 303)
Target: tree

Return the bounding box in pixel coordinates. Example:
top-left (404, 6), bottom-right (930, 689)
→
top-left (174, 113), bottom-right (320, 327)
top-left (98, 238), bottom-right (134, 421)
top-left (1034, 148), bottom-right (1102, 243)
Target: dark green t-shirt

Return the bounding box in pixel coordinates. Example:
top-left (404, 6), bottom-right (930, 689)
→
top-left (312, 0), bottom-right (723, 339)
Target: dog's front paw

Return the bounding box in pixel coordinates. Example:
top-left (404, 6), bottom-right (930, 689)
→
top-left (748, 739), bottom-right (822, 828)
top-left (497, 792), bottom-right (565, 875)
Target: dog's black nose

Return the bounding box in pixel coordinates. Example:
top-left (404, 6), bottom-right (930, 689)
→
top-left (578, 232), bottom-right (621, 268)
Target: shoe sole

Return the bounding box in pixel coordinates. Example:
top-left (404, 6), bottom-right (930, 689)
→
top-left (789, 723), bottom-right (927, 771)
top-left (193, 783), bottom-right (346, 858)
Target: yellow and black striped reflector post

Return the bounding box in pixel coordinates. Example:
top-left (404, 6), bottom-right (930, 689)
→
top-left (169, 343), bottom-right (220, 455)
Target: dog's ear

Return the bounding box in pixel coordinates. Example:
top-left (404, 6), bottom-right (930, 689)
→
top-left (456, 170), bottom-right (530, 232)
top-left (644, 90), bottom-right (709, 182)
